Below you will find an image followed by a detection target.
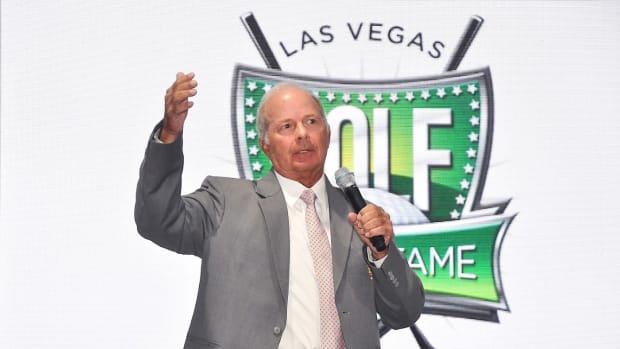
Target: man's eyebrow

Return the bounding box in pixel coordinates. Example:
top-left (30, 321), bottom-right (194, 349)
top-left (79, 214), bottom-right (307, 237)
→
top-left (276, 117), bottom-right (294, 122)
top-left (271, 118), bottom-right (293, 125)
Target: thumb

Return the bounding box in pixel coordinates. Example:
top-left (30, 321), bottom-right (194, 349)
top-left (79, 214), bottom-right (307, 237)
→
top-left (347, 212), bottom-right (357, 225)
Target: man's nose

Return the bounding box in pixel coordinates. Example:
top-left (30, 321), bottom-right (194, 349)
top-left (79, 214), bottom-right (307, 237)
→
top-left (295, 122), bottom-right (308, 139)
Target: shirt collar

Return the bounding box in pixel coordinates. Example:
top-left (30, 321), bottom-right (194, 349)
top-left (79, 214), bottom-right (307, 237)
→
top-left (274, 171), bottom-right (328, 209)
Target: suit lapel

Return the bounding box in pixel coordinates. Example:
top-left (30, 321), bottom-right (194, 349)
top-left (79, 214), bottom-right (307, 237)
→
top-left (256, 171), bottom-right (290, 305)
top-left (326, 179), bottom-right (354, 292)
top-left (254, 173), bottom-right (353, 302)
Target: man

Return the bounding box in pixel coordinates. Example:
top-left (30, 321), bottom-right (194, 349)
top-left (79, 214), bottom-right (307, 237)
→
top-left (135, 72), bottom-right (425, 348)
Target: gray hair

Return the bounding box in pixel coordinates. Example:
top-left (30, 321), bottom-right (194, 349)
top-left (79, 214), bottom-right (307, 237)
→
top-left (256, 82), bottom-right (326, 144)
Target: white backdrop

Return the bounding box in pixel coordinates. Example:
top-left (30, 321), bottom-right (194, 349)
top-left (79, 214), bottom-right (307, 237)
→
top-left (2, 1), bottom-right (620, 348)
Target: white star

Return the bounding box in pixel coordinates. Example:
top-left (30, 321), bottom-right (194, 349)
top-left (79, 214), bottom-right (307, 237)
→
top-left (468, 132), bottom-right (479, 142)
top-left (466, 148), bottom-right (477, 158)
top-left (460, 179), bottom-right (470, 190)
top-left (405, 91), bottom-right (415, 102)
top-left (326, 92), bottom-right (336, 102)
top-left (450, 209), bottom-right (460, 219)
top-left (245, 97), bottom-right (256, 108)
top-left (312, 90), bottom-right (320, 97)
top-left (263, 83), bottom-right (272, 93)
top-left (252, 161), bottom-right (263, 172)
top-left (421, 90), bottom-right (431, 101)
top-left (247, 81), bottom-right (257, 91)
top-left (358, 93), bottom-right (367, 104)
top-left (456, 194), bottom-right (466, 205)
top-left (389, 92), bottom-right (399, 103)
top-left (467, 84), bottom-right (478, 95)
top-left (470, 99), bottom-right (480, 110)
top-left (436, 88), bottom-right (446, 99)
top-left (248, 145), bottom-right (260, 156)
top-left (469, 115), bottom-right (480, 126)
top-left (464, 163), bottom-right (474, 174)
top-left (246, 113), bottom-right (256, 123)
top-left (247, 129), bottom-right (257, 140)
top-left (373, 93), bottom-right (383, 104)
top-left (342, 93), bottom-right (351, 104)
top-left (452, 86), bottom-right (462, 96)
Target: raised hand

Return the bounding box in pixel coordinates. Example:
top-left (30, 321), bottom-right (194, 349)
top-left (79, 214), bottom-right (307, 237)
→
top-left (160, 72), bottom-right (198, 143)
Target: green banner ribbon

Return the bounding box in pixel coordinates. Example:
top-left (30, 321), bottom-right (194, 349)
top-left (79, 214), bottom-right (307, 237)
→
top-left (394, 214), bottom-right (512, 303)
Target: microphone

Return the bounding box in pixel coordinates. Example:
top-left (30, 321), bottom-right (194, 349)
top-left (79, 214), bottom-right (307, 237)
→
top-left (335, 167), bottom-right (387, 252)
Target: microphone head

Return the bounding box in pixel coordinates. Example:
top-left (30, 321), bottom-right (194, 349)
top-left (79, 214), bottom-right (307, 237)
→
top-left (335, 167), bottom-right (356, 189)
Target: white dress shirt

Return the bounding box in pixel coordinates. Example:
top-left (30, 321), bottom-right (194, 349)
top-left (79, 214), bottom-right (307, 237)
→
top-left (276, 172), bottom-right (329, 349)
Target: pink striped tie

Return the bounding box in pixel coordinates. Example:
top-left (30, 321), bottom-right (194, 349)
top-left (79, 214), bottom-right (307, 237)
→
top-left (300, 189), bottom-right (346, 349)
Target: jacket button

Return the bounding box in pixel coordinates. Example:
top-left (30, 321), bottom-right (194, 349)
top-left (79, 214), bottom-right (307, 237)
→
top-left (273, 326), bottom-right (282, 336)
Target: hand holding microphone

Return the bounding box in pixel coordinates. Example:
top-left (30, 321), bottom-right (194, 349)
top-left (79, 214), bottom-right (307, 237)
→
top-left (335, 168), bottom-right (391, 256)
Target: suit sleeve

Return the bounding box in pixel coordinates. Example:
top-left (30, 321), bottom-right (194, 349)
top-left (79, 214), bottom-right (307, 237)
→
top-left (366, 241), bottom-right (425, 329)
top-left (134, 123), bottom-right (224, 257)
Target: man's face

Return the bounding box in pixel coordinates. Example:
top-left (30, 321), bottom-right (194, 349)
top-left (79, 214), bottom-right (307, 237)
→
top-left (259, 85), bottom-right (330, 187)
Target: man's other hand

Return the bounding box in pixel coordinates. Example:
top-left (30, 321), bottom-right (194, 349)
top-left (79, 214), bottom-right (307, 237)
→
top-left (348, 204), bottom-right (393, 260)
top-left (161, 72), bottom-right (197, 143)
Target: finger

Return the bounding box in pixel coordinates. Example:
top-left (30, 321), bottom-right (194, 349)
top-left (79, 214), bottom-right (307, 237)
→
top-left (358, 205), bottom-right (383, 222)
top-left (360, 214), bottom-right (387, 228)
top-left (167, 91), bottom-right (194, 109)
top-left (168, 92), bottom-right (197, 109)
top-left (347, 212), bottom-right (357, 225)
top-left (348, 213), bottom-right (366, 236)
top-left (361, 215), bottom-right (392, 240)
top-left (172, 89), bottom-right (197, 101)
top-left (364, 227), bottom-right (392, 245)
top-left (359, 206), bottom-right (390, 225)
top-left (364, 211), bottom-right (392, 231)
top-left (351, 222), bottom-right (390, 256)
top-left (168, 81), bottom-right (197, 97)
top-left (170, 72), bottom-right (195, 92)
top-left (168, 74), bottom-right (197, 96)
top-left (176, 78), bottom-right (198, 90)
top-left (175, 71), bottom-right (194, 82)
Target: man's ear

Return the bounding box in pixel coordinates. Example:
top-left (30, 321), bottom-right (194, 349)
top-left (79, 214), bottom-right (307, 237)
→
top-left (326, 125), bottom-right (331, 147)
top-left (259, 139), bottom-right (270, 157)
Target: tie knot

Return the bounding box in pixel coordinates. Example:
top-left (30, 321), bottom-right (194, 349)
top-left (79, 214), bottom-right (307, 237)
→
top-left (300, 189), bottom-right (316, 206)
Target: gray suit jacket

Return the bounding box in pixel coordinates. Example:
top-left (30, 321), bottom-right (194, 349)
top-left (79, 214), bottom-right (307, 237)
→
top-left (135, 129), bottom-right (424, 348)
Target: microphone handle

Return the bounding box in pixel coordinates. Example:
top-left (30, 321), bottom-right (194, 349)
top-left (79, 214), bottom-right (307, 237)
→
top-left (343, 185), bottom-right (387, 252)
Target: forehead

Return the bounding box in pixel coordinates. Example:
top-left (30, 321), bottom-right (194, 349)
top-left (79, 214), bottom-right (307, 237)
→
top-left (264, 86), bottom-right (322, 120)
